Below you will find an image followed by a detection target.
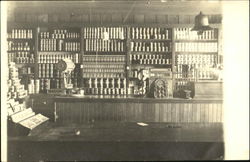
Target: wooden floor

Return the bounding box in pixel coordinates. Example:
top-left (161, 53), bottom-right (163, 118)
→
top-left (8, 122), bottom-right (224, 161)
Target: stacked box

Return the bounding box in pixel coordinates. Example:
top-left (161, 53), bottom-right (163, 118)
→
top-left (8, 62), bottom-right (29, 99)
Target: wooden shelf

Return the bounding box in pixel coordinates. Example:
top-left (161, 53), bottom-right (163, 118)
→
top-left (174, 39), bottom-right (217, 42)
top-left (37, 62), bottom-right (81, 64)
top-left (20, 73), bottom-right (35, 75)
top-left (83, 51), bottom-right (126, 54)
top-left (175, 52), bottom-right (218, 54)
top-left (7, 25), bottom-right (221, 98)
top-left (8, 50), bottom-right (34, 52)
top-left (64, 38), bottom-right (81, 40)
top-left (130, 51), bottom-right (171, 54)
top-left (131, 64), bottom-right (172, 67)
top-left (82, 38), bottom-right (126, 40)
top-left (38, 77), bottom-right (79, 79)
top-left (82, 54), bottom-right (125, 57)
top-left (53, 95), bottom-right (223, 103)
top-left (7, 38), bottom-right (34, 41)
top-left (15, 63), bottom-right (36, 66)
top-left (82, 62), bottom-right (126, 65)
top-left (82, 72), bottom-right (125, 74)
top-left (38, 51), bottom-right (80, 53)
top-left (130, 39), bottom-right (171, 42)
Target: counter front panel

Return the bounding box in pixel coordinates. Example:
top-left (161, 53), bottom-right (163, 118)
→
top-left (53, 96), bottom-right (223, 124)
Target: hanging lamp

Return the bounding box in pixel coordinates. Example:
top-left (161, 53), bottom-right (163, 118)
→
top-left (191, 11), bottom-right (213, 35)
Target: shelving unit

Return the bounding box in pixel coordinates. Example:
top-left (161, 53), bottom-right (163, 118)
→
top-left (173, 27), bottom-right (220, 97)
top-left (7, 25), bottom-right (221, 98)
top-left (7, 28), bottom-right (36, 96)
top-left (127, 26), bottom-right (173, 96)
top-left (36, 27), bottom-right (81, 92)
top-left (81, 26), bottom-right (128, 95)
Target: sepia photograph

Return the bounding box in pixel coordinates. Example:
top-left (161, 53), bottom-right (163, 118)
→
top-left (1, 0), bottom-right (249, 161)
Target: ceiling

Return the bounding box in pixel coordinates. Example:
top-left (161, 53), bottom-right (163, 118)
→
top-left (7, 0), bottom-right (223, 15)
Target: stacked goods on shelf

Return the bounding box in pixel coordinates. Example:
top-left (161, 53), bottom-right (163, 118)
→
top-left (8, 42), bottom-right (35, 63)
top-left (7, 29), bottom-right (36, 95)
top-left (82, 77), bottom-right (127, 95)
top-left (174, 27), bottom-right (218, 81)
top-left (176, 54), bottom-right (216, 80)
top-left (128, 27), bottom-right (172, 97)
top-left (7, 29), bottom-right (33, 39)
top-left (130, 27), bottom-right (171, 52)
top-left (81, 55), bottom-right (127, 95)
top-left (84, 39), bottom-right (125, 52)
top-left (81, 27), bottom-right (127, 95)
top-left (83, 27), bottom-right (126, 39)
top-left (7, 62), bottom-right (38, 98)
top-left (173, 28), bottom-right (219, 97)
top-left (82, 27), bottom-right (126, 53)
top-left (6, 26), bottom-right (221, 98)
top-left (37, 53), bottom-right (80, 92)
top-left (175, 42), bottom-right (218, 52)
top-left (131, 42), bottom-right (169, 52)
top-left (174, 27), bottom-right (217, 40)
top-left (130, 27), bottom-right (169, 40)
top-left (39, 29), bottom-right (80, 52)
top-left (82, 55), bottom-right (125, 78)
top-left (7, 29), bottom-right (35, 64)
top-left (130, 54), bottom-right (171, 65)
top-left (38, 52), bottom-right (79, 64)
top-left (8, 62), bottom-right (28, 99)
top-left (38, 28), bottom-right (81, 92)
top-left (7, 99), bottom-right (49, 136)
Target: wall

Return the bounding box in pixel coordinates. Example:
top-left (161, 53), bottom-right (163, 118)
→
top-left (7, 1), bottom-right (222, 26)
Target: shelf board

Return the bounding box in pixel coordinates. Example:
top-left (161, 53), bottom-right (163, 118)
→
top-left (130, 51), bottom-right (172, 54)
top-left (83, 51), bottom-right (126, 54)
top-left (20, 73), bottom-right (35, 75)
top-left (131, 64), bottom-right (172, 67)
top-left (38, 77), bottom-right (79, 79)
top-left (130, 39), bottom-right (171, 42)
top-left (82, 38), bottom-right (126, 40)
top-left (174, 39), bottom-right (218, 42)
top-left (40, 38), bottom-right (80, 41)
top-left (82, 77), bottom-right (126, 79)
top-left (7, 38), bottom-right (34, 41)
top-left (38, 62), bottom-right (81, 64)
top-left (15, 63), bottom-right (36, 66)
top-left (175, 52), bottom-right (218, 54)
top-left (7, 50), bottom-right (34, 52)
top-left (196, 79), bottom-right (222, 82)
top-left (38, 51), bottom-right (80, 53)
top-left (82, 62), bottom-right (126, 65)
top-left (64, 38), bottom-right (81, 40)
top-left (82, 72), bottom-right (125, 74)
top-left (82, 54), bottom-right (126, 57)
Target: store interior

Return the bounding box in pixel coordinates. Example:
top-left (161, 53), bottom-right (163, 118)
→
top-left (5, 0), bottom-right (224, 161)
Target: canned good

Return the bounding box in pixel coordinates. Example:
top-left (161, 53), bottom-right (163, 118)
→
top-left (108, 89), bottom-right (111, 95)
top-left (116, 88), bottom-right (120, 95)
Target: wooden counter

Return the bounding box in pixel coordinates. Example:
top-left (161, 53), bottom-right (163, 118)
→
top-left (8, 122), bottom-right (224, 161)
top-left (54, 95), bottom-right (223, 103)
top-left (11, 95), bottom-right (224, 161)
top-left (50, 95), bottom-right (223, 124)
